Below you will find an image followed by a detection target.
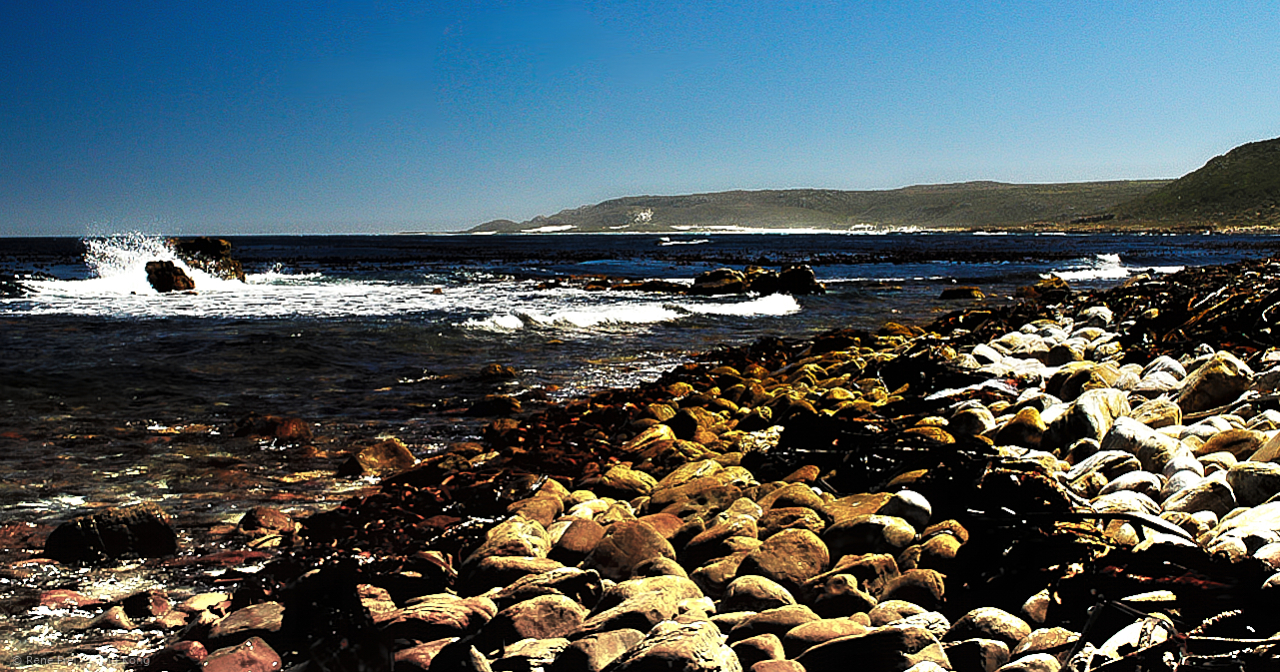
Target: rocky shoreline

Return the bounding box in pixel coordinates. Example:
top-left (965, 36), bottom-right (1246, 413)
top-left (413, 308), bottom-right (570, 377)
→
top-left (8, 257), bottom-right (1280, 671)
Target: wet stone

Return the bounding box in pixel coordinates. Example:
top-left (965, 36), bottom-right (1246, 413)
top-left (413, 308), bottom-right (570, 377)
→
top-left (604, 620), bottom-right (739, 672)
top-left (737, 528), bottom-right (830, 594)
top-left (720, 574), bottom-right (797, 613)
top-left (547, 628), bottom-right (645, 672)
top-left (945, 607), bottom-right (1031, 648)
top-left (200, 637), bottom-right (281, 672)
top-left (44, 502), bottom-right (179, 565)
top-left (794, 624), bottom-right (950, 672)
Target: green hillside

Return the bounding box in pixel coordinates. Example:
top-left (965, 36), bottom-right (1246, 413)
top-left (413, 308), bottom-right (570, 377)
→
top-left (470, 180), bottom-right (1168, 233)
top-left (1112, 137), bottom-right (1280, 226)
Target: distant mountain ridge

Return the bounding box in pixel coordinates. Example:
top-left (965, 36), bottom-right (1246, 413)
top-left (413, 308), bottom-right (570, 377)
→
top-left (467, 137), bottom-right (1280, 233)
top-left (1113, 137), bottom-right (1280, 226)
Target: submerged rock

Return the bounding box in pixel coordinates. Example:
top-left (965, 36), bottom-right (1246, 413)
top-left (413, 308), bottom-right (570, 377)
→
top-left (44, 502), bottom-right (179, 565)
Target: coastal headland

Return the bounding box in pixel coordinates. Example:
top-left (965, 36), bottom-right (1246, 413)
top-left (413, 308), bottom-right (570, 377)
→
top-left (467, 137), bottom-right (1280, 235)
top-left (6, 251), bottom-right (1280, 670)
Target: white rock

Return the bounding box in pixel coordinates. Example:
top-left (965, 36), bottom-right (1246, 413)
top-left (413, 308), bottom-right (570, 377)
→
top-left (1100, 417), bottom-right (1191, 474)
top-left (1141, 355), bottom-right (1187, 380)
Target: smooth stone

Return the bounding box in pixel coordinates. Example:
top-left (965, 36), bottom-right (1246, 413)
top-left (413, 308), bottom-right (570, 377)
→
top-left (1161, 454), bottom-right (1205, 479)
top-left (605, 620), bottom-right (740, 672)
top-left (998, 652), bottom-right (1061, 671)
top-left (199, 637), bottom-right (281, 672)
top-left (810, 573), bottom-right (878, 618)
top-left (44, 502), bottom-right (179, 565)
top-left (1129, 398), bottom-right (1182, 429)
top-left (1160, 470), bottom-right (1203, 500)
top-left (1228, 461), bottom-right (1280, 506)
top-left (794, 624), bottom-right (950, 672)
top-left (1011, 627), bottom-right (1079, 665)
top-left (944, 607), bottom-right (1031, 648)
top-left (721, 574), bottom-right (796, 613)
top-left (583, 520), bottom-right (677, 581)
top-left (632, 555), bottom-right (690, 579)
top-left (684, 514), bottom-right (760, 568)
top-left (944, 638), bottom-right (1010, 672)
top-left (1247, 409), bottom-right (1280, 431)
top-left (1142, 355), bottom-right (1187, 380)
top-left (870, 599), bottom-right (928, 626)
top-left (751, 661), bottom-right (806, 672)
top-left (382, 594), bottom-right (496, 642)
top-left (994, 407), bottom-right (1047, 449)
top-left (1162, 479), bottom-right (1236, 518)
top-left (338, 438), bottom-right (417, 477)
top-left (1091, 490), bottom-right (1161, 516)
top-left (951, 406), bottom-right (997, 438)
top-left (1065, 450), bottom-right (1140, 483)
top-left (728, 604), bottom-right (821, 643)
top-left (495, 638), bottom-right (570, 671)
top-left (547, 629), bottom-right (645, 672)
top-left (878, 491), bottom-right (933, 531)
top-left (899, 610), bottom-right (951, 640)
top-left (1099, 417), bottom-right (1191, 474)
top-left (575, 576), bottom-right (704, 637)
top-left (1042, 389), bottom-right (1130, 451)
top-left (485, 567), bottom-right (603, 610)
top-left (597, 464), bottom-right (659, 498)
top-left (758, 506), bottom-right (827, 539)
top-left (479, 593), bottom-right (587, 645)
top-left (1199, 451), bottom-right (1238, 475)
top-left (1133, 371), bottom-right (1181, 397)
top-left (823, 515), bottom-right (918, 559)
top-left (1097, 471), bottom-right (1164, 500)
top-left (737, 528), bottom-right (831, 595)
top-left (1196, 429), bottom-right (1268, 459)
top-left (463, 515), bottom-right (551, 568)
top-left (1249, 432), bottom-right (1280, 463)
top-left (898, 534), bottom-right (964, 574)
top-left (782, 618), bottom-right (870, 658)
top-left (1077, 305), bottom-right (1113, 327)
top-left (731, 633), bottom-right (786, 670)
top-left (1177, 351), bottom-right (1254, 413)
top-left (549, 518), bottom-right (606, 565)
top-left (880, 570), bottom-right (946, 610)
top-left (205, 602), bottom-right (284, 650)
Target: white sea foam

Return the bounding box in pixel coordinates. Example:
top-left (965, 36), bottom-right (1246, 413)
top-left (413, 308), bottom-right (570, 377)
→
top-left (1045, 253), bottom-right (1183, 282)
top-left (658, 237), bottom-right (711, 246)
top-left (681, 293), bottom-right (800, 316)
top-left (458, 290), bottom-right (799, 333)
top-left (247, 266), bottom-right (324, 284)
top-left (4, 233), bottom-right (807, 335)
top-left (520, 224), bottom-right (576, 233)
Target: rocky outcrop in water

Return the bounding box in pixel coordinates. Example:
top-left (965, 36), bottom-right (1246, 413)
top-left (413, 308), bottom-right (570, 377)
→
top-left (145, 260), bottom-right (196, 292)
top-left (170, 237), bottom-right (246, 282)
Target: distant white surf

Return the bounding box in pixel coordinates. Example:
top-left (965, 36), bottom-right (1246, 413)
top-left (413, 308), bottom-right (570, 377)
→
top-left (1044, 253), bottom-right (1182, 282)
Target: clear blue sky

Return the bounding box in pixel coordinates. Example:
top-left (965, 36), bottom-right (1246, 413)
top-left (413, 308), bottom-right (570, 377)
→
top-left (3, 1), bottom-right (1277, 236)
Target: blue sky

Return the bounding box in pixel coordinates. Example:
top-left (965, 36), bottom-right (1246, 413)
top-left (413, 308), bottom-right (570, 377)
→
top-left (2, 1), bottom-right (1277, 235)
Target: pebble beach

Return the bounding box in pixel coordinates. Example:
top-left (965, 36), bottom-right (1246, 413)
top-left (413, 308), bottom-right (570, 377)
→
top-left (7, 249), bottom-right (1280, 672)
